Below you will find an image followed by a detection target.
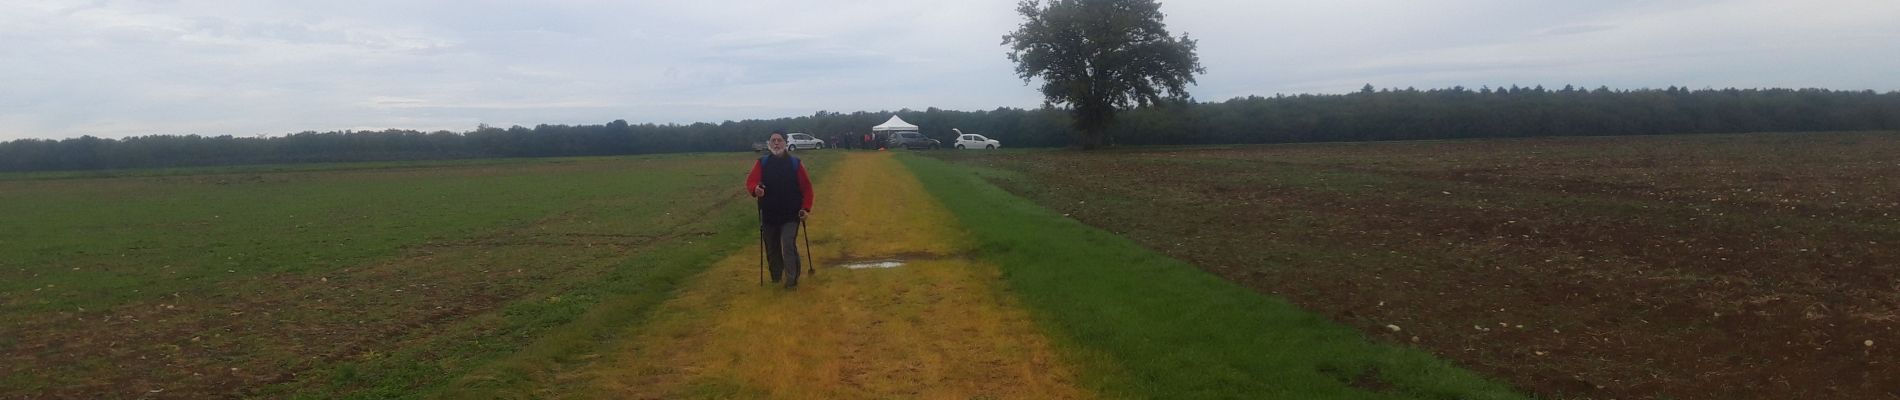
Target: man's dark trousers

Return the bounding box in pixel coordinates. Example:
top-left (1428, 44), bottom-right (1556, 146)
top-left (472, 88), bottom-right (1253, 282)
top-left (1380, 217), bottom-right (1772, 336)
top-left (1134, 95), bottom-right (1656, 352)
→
top-left (762, 221), bottom-right (801, 286)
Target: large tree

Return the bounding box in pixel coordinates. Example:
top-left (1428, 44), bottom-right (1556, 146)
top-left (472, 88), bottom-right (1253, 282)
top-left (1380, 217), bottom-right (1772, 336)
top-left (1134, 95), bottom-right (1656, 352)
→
top-left (1002, 0), bottom-right (1204, 149)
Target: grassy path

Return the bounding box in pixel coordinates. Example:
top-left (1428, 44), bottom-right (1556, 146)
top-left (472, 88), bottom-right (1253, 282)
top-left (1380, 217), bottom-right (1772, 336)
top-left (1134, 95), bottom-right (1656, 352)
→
top-left (560, 152), bottom-right (1088, 399)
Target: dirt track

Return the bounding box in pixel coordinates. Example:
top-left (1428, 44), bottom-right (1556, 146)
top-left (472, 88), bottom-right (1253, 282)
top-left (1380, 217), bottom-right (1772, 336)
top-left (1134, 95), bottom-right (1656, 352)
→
top-left (561, 152), bottom-right (1088, 399)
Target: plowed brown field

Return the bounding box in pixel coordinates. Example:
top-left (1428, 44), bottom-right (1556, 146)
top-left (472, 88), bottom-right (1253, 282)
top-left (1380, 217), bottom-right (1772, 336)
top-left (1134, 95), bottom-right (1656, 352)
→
top-left (930, 132), bottom-right (1900, 399)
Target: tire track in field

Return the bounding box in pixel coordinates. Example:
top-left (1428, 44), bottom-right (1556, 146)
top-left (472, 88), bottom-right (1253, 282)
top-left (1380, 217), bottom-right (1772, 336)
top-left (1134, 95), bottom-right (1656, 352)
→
top-left (562, 152), bottom-right (1088, 399)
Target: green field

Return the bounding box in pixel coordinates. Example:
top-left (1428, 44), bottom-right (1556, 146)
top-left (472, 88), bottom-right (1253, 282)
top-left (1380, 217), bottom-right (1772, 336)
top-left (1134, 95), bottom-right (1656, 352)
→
top-left (0, 153), bottom-right (831, 398)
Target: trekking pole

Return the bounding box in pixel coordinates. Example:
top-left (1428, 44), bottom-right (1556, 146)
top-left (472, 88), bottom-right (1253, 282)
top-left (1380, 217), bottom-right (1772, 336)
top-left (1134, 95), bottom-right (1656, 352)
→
top-left (757, 212), bottom-right (766, 285)
top-left (802, 219), bottom-right (815, 275)
top-left (758, 232), bottom-right (766, 285)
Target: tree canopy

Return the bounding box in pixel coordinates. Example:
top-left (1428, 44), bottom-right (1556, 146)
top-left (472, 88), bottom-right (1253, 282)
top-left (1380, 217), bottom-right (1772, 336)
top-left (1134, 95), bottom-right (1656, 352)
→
top-left (1003, 0), bottom-right (1204, 149)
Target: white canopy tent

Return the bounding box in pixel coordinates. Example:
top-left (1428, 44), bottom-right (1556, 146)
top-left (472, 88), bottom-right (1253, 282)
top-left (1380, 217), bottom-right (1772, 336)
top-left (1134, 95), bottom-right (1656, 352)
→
top-left (871, 116), bottom-right (918, 133)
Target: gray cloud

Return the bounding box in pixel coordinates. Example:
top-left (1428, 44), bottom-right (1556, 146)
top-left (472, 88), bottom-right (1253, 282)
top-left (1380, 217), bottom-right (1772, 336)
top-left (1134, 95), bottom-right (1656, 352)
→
top-left (2, 0), bottom-right (1896, 141)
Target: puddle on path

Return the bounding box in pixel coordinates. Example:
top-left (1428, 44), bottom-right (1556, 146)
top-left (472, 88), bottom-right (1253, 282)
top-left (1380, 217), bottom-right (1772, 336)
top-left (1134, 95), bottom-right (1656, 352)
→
top-left (837, 259), bottom-right (907, 269)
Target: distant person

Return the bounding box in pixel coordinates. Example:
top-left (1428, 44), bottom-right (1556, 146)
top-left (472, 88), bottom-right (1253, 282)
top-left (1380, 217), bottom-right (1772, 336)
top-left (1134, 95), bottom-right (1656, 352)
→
top-left (744, 130), bottom-right (814, 288)
top-left (863, 133), bottom-right (875, 150)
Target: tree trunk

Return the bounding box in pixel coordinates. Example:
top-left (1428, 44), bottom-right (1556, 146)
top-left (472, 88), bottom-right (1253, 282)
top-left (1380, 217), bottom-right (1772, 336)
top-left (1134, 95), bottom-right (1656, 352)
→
top-left (1077, 127), bottom-right (1107, 150)
top-left (1072, 100), bottom-right (1115, 150)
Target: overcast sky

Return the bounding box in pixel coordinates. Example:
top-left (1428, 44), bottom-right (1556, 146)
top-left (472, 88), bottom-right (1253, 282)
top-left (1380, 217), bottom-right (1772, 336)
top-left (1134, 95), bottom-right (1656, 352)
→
top-left (3, 0), bottom-right (1896, 141)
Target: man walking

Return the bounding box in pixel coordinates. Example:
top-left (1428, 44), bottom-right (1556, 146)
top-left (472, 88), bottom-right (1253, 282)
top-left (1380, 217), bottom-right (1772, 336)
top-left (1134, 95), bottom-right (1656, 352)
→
top-left (744, 130), bottom-right (814, 288)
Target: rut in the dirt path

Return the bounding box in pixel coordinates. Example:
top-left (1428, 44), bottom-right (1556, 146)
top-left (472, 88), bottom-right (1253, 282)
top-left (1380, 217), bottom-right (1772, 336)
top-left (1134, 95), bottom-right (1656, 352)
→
top-left (559, 152), bottom-right (1089, 399)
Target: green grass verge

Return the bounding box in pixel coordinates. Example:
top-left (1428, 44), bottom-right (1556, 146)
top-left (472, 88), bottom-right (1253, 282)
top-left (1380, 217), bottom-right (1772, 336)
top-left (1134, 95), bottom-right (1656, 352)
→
top-left (898, 154), bottom-right (1527, 400)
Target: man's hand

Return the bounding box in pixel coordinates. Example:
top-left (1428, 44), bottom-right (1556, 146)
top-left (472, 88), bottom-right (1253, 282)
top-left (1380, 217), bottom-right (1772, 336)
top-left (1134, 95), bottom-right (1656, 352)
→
top-left (798, 209), bottom-right (809, 221)
top-left (751, 185), bottom-right (765, 198)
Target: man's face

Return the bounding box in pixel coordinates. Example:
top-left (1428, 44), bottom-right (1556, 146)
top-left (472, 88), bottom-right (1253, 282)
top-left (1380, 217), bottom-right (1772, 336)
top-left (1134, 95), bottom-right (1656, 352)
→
top-left (768, 134), bottom-right (787, 154)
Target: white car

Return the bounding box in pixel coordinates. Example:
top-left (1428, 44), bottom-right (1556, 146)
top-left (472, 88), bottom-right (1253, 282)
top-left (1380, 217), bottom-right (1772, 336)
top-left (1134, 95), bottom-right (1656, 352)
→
top-left (786, 133), bottom-right (825, 150)
top-left (953, 133), bottom-right (1001, 150)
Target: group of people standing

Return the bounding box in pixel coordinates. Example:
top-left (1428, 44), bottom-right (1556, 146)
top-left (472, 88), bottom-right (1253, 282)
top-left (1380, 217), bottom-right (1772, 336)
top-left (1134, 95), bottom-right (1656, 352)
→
top-left (827, 132), bottom-right (882, 150)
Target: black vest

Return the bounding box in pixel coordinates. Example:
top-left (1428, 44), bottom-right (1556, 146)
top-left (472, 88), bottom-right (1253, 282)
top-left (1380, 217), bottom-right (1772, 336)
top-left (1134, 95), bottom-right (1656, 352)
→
top-left (757, 154), bottom-right (802, 225)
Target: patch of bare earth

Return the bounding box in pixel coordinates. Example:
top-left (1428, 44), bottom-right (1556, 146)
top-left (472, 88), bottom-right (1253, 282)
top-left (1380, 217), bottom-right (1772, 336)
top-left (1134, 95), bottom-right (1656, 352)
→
top-left (937, 132), bottom-right (1900, 399)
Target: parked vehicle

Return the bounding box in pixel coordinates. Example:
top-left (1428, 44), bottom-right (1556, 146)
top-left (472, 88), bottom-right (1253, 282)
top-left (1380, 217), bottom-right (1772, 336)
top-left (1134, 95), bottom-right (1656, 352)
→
top-left (952, 129), bottom-right (1001, 149)
top-left (786, 133), bottom-right (825, 150)
top-left (887, 131), bottom-right (939, 150)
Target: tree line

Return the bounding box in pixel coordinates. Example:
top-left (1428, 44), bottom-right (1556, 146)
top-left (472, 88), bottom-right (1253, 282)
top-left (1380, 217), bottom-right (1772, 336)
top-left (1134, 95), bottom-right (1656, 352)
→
top-left (1107, 85), bottom-right (1900, 146)
top-left (3, 86), bottom-right (1897, 172)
